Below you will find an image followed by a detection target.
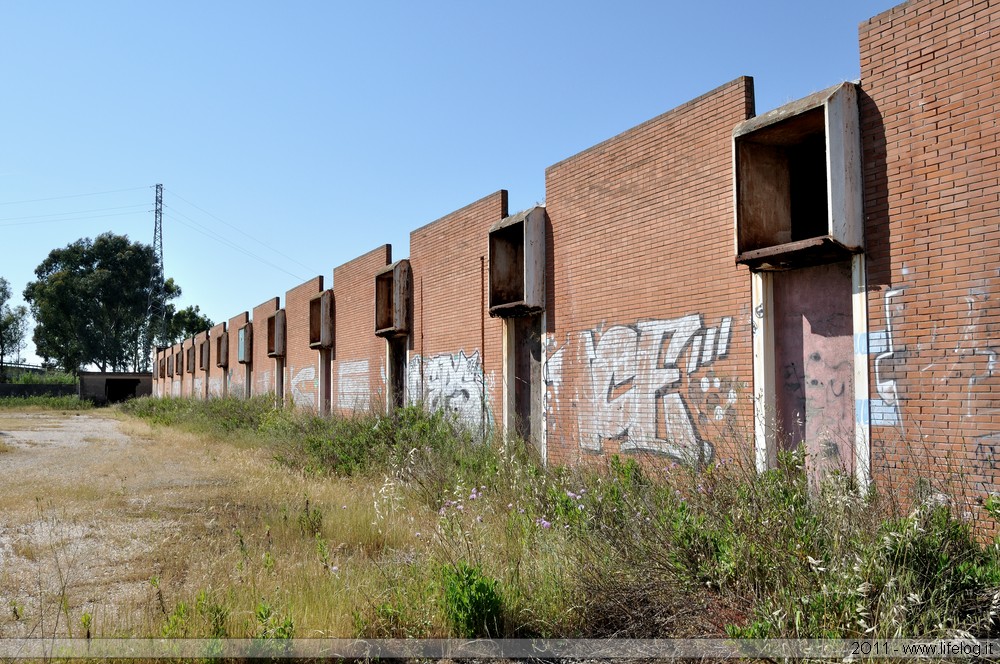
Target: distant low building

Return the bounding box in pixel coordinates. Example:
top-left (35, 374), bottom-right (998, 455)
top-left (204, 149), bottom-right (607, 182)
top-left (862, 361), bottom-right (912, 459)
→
top-left (79, 372), bottom-right (151, 404)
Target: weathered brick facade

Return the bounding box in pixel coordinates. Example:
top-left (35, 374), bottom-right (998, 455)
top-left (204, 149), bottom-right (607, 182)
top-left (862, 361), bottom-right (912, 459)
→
top-left (147, 0), bottom-right (1000, 505)
top-left (544, 78), bottom-right (755, 468)
top-left (226, 312), bottom-right (250, 398)
top-left (208, 322), bottom-right (227, 398)
top-left (251, 298), bottom-right (280, 396)
top-left (180, 338), bottom-right (193, 398)
top-left (193, 330), bottom-right (209, 399)
top-left (283, 276), bottom-right (325, 411)
top-left (169, 344), bottom-right (181, 397)
top-left (331, 246), bottom-right (391, 415)
top-left (152, 348), bottom-right (163, 397)
top-left (407, 192), bottom-right (508, 435)
top-left (860, 0), bottom-right (1000, 497)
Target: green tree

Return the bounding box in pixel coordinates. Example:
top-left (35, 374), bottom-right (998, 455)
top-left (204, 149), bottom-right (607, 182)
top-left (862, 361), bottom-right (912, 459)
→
top-left (0, 277), bottom-right (30, 380)
top-left (164, 304), bottom-right (214, 346)
top-left (24, 232), bottom-right (181, 373)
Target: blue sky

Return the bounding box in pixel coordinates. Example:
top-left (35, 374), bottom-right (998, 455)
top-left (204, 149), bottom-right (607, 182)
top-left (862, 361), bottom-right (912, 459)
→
top-left (1, 1), bottom-right (898, 365)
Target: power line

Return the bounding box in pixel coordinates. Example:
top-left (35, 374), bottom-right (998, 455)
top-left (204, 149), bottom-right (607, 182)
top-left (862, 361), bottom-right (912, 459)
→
top-left (164, 188), bottom-right (321, 276)
top-left (0, 204), bottom-right (148, 223)
top-left (163, 209), bottom-right (307, 281)
top-left (0, 186), bottom-right (148, 207)
top-left (0, 210), bottom-right (146, 228)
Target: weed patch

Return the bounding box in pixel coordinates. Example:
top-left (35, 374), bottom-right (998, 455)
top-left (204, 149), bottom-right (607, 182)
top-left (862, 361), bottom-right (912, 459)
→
top-left (110, 398), bottom-right (1000, 640)
top-left (0, 395), bottom-right (90, 410)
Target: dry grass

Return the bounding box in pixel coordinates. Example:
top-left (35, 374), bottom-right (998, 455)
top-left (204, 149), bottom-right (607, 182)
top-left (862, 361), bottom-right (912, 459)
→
top-left (5, 400), bottom-right (998, 644)
top-left (0, 415), bottom-right (63, 431)
top-left (0, 410), bottom-right (447, 640)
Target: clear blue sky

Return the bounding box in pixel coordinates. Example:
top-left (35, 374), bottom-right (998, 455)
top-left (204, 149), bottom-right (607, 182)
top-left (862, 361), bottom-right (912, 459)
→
top-left (1, 0), bottom-right (898, 365)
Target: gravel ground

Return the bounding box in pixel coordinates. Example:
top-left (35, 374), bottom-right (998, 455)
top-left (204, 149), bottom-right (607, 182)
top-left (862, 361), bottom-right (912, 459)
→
top-left (0, 411), bottom-right (224, 639)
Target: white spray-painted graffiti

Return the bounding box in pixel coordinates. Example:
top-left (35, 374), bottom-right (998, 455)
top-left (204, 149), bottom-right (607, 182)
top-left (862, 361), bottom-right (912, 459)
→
top-left (407, 350), bottom-right (491, 432)
top-left (545, 314), bottom-right (735, 463)
top-left (872, 285), bottom-right (1000, 429)
top-left (952, 290), bottom-right (1000, 420)
top-left (337, 360), bottom-right (371, 411)
top-left (256, 369), bottom-right (271, 396)
top-left (871, 288), bottom-right (905, 427)
top-left (868, 279), bottom-right (1000, 489)
top-left (290, 367), bottom-right (317, 409)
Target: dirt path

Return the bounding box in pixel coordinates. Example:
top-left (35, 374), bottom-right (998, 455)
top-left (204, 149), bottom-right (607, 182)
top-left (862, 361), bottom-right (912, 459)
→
top-left (0, 410), bottom-right (260, 638)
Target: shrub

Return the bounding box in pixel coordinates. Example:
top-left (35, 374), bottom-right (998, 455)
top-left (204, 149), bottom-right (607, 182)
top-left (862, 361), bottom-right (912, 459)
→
top-left (441, 562), bottom-right (504, 638)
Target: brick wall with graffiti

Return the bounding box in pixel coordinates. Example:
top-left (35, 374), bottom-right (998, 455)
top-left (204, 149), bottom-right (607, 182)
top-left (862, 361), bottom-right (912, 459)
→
top-left (544, 314), bottom-right (737, 465)
top-left (250, 298), bottom-right (279, 398)
top-left (406, 192), bottom-right (507, 435)
top-left (149, 0), bottom-right (1000, 504)
top-left (541, 77), bottom-right (755, 466)
top-left (283, 276), bottom-right (324, 410)
top-left (331, 246), bottom-right (392, 415)
top-left (860, 0), bottom-right (1000, 497)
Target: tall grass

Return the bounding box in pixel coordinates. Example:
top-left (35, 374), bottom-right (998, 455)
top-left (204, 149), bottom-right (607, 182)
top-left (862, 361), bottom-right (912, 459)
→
top-left (0, 394), bottom-right (91, 410)
top-left (11, 370), bottom-right (77, 385)
top-left (117, 396), bottom-right (1000, 640)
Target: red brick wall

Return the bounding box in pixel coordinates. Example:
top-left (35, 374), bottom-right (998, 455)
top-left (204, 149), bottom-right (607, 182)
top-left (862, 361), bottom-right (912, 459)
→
top-left (179, 337), bottom-right (193, 398)
top-left (169, 343), bottom-right (181, 397)
top-left (543, 77), bottom-right (756, 467)
top-left (251, 298), bottom-right (280, 396)
top-left (193, 330), bottom-right (209, 399)
top-left (227, 312), bottom-right (250, 398)
top-left (153, 348), bottom-right (163, 397)
top-left (284, 276), bottom-right (325, 411)
top-left (332, 245), bottom-right (391, 415)
top-left (208, 322), bottom-right (227, 398)
top-left (408, 192), bottom-right (508, 433)
top-left (860, 0), bottom-right (1000, 499)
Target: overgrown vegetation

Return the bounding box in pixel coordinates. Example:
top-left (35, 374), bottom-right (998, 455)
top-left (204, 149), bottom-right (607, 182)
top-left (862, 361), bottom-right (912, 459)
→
top-left (10, 370), bottom-right (77, 385)
top-left (19, 396), bottom-right (1000, 640)
top-left (0, 394), bottom-right (90, 410)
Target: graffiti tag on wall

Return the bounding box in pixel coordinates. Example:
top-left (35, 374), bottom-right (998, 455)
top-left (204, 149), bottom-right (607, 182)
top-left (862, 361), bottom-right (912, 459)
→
top-left (407, 350), bottom-right (491, 432)
top-left (337, 360), bottom-right (371, 411)
top-left (290, 367), bottom-right (317, 409)
top-left (872, 284), bottom-right (1000, 430)
top-left (871, 288), bottom-right (905, 428)
top-left (545, 314), bottom-right (736, 463)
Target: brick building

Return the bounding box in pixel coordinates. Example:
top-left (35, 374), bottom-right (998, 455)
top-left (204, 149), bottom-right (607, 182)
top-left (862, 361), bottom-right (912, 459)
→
top-left (150, 0), bottom-right (1000, 501)
top-left (283, 276), bottom-right (326, 411)
top-left (405, 192), bottom-right (508, 438)
top-left (331, 246), bottom-right (392, 415)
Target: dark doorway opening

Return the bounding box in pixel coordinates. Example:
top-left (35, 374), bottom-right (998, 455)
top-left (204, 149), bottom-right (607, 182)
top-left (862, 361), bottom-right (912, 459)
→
top-left (388, 336), bottom-right (407, 410)
top-left (106, 379), bottom-right (141, 404)
top-left (511, 314), bottom-right (542, 448)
